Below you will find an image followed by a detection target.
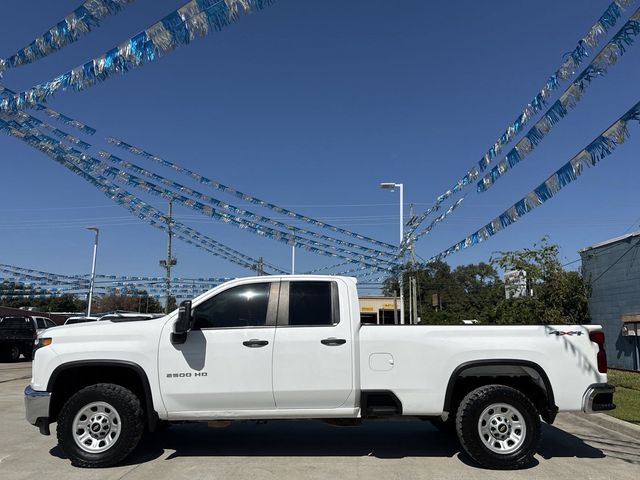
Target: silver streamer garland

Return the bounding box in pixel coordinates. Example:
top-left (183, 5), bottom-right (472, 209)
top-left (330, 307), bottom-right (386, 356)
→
top-left (477, 9), bottom-right (640, 193)
top-left (0, 85), bottom-right (97, 136)
top-left (0, 117), bottom-right (276, 273)
top-left (0, 263), bottom-right (229, 299)
top-left (105, 137), bottom-right (397, 250)
top-left (429, 101), bottom-right (640, 262)
top-left (0, 117), bottom-right (394, 273)
top-left (0, 0), bottom-right (277, 111)
top-left (5, 111), bottom-right (394, 268)
top-left (0, 1), bottom-right (136, 75)
top-left (407, 1), bottom-right (638, 239)
top-left (97, 150), bottom-right (396, 259)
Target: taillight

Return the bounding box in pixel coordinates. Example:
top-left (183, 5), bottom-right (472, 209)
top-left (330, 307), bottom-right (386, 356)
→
top-left (589, 331), bottom-right (607, 374)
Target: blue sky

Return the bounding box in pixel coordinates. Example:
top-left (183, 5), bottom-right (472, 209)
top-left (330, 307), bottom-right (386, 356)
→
top-left (0, 0), bottom-right (638, 283)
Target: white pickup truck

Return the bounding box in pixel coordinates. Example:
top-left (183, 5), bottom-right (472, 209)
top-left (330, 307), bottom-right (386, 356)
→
top-left (25, 275), bottom-right (614, 469)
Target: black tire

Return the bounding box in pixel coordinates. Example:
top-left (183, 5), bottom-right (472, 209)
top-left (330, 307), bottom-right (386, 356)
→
top-left (455, 385), bottom-right (540, 469)
top-left (57, 383), bottom-right (145, 468)
top-left (6, 344), bottom-right (21, 362)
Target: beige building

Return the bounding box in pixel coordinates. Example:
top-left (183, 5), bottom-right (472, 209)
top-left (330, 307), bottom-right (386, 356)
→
top-left (358, 295), bottom-right (401, 325)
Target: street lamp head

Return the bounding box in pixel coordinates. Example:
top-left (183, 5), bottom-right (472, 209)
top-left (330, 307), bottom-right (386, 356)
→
top-left (379, 182), bottom-right (397, 189)
top-left (87, 227), bottom-right (99, 232)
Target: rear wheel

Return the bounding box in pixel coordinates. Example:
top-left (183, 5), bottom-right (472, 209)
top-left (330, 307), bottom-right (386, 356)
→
top-left (4, 344), bottom-right (21, 362)
top-left (57, 383), bottom-right (145, 468)
top-left (456, 385), bottom-right (540, 469)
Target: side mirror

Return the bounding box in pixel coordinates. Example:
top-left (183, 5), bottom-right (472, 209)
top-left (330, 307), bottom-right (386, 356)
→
top-left (171, 300), bottom-right (192, 345)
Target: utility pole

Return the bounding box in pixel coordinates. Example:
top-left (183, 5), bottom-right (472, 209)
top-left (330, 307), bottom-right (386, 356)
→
top-left (408, 203), bottom-right (417, 265)
top-left (255, 257), bottom-right (265, 276)
top-left (160, 200), bottom-right (177, 313)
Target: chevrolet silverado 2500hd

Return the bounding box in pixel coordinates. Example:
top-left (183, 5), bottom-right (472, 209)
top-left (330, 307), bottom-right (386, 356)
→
top-left (25, 275), bottom-right (614, 469)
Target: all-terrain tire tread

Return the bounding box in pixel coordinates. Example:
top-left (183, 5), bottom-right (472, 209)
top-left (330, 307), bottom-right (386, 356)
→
top-left (455, 384), bottom-right (541, 470)
top-left (56, 383), bottom-right (144, 468)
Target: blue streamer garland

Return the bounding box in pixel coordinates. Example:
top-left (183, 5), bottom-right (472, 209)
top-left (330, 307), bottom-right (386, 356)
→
top-left (476, 9), bottom-right (640, 193)
top-left (0, 117), bottom-right (277, 272)
top-left (105, 137), bottom-right (397, 250)
top-left (406, 1), bottom-right (637, 239)
top-left (0, 1), bottom-right (136, 75)
top-left (0, 116), bottom-right (394, 272)
top-left (0, 0), bottom-right (277, 111)
top-left (0, 84), bottom-right (97, 136)
top-left (97, 150), bottom-right (396, 259)
top-left (429, 101), bottom-right (640, 262)
top-left (5, 110), bottom-right (395, 267)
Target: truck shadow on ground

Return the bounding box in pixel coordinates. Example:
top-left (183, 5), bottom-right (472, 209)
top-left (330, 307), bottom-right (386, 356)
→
top-left (50, 420), bottom-right (608, 469)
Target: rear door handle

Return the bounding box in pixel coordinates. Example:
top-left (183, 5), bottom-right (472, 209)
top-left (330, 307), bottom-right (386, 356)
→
top-left (243, 339), bottom-right (269, 348)
top-left (321, 337), bottom-right (346, 346)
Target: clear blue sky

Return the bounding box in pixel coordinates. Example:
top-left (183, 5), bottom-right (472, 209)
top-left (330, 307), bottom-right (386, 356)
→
top-left (0, 0), bottom-right (638, 282)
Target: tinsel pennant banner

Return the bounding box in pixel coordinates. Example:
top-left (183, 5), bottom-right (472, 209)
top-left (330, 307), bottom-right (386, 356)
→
top-left (477, 9), bottom-right (640, 193)
top-left (106, 137), bottom-right (397, 250)
top-left (5, 110), bottom-right (396, 266)
top-left (0, 1), bottom-right (135, 75)
top-left (97, 150), bottom-right (396, 259)
top-left (0, 264), bottom-right (228, 284)
top-left (0, 84), bottom-right (97, 135)
top-left (473, 0), bottom-right (634, 174)
top-left (406, 1), bottom-right (637, 238)
top-left (0, 119), bottom-right (271, 272)
top-left (429, 101), bottom-right (640, 262)
top-left (0, 119), bottom-right (394, 273)
top-left (0, 0), bottom-right (277, 111)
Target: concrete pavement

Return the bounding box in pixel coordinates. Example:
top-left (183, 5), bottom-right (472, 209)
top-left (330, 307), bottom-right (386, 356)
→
top-left (1, 361), bottom-right (638, 479)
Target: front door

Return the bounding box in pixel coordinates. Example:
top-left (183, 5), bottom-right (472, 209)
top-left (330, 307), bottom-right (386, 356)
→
top-left (272, 280), bottom-right (354, 409)
top-left (159, 281), bottom-right (279, 414)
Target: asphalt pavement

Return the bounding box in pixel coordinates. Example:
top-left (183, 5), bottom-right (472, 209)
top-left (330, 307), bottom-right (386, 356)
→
top-left (1, 361), bottom-right (638, 479)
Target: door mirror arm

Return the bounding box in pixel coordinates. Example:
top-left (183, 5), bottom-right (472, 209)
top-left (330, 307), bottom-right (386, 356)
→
top-left (171, 300), bottom-right (193, 345)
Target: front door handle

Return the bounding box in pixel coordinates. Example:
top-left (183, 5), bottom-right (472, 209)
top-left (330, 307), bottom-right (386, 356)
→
top-left (321, 337), bottom-right (346, 346)
top-left (243, 339), bottom-right (269, 348)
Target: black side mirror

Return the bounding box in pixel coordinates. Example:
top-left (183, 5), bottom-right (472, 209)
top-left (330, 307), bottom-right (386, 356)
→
top-left (171, 300), bottom-right (192, 345)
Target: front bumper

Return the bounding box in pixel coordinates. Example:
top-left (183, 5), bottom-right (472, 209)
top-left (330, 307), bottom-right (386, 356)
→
top-left (24, 385), bottom-right (51, 435)
top-left (582, 383), bottom-right (616, 413)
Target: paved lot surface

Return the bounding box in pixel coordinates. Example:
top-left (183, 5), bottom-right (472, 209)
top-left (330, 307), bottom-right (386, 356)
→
top-left (1, 361), bottom-right (639, 479)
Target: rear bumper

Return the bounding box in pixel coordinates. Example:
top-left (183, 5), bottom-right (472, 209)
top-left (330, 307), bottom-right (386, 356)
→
top-left (582, 383), bottom-right (616, 413)
top-left (24, 385), bottom-right (51, 435)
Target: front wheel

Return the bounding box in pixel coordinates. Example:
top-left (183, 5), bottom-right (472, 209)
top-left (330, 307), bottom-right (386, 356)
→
top-left (57, 383), bottom-right (145, 468)
top-left (456, 385), bottom-right (541, 469)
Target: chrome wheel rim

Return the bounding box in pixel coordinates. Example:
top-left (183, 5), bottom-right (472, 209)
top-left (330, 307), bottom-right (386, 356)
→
top-left (72, 401), bottom-right (122, 453)
top-left (478, 403), bottom-right (526, 454)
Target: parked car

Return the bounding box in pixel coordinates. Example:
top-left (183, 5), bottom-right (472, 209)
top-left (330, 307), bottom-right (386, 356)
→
top-left (0, 315), bottom-right (56, 361)
top-left (25, 275), bottom-right (614, 469)
top-left (97, 312), bottom-right (160, 322)
top-left (64, 316), bottom-right (99, 325)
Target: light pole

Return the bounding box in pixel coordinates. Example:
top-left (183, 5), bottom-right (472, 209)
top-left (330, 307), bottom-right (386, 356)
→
top-left (379, 182), bottom-right (405, 324)
top-left (86, 227), bottom-right (99, 317)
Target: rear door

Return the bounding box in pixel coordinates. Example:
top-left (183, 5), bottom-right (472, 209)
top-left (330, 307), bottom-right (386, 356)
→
top-left (272, 280), bottom-right (354, 409)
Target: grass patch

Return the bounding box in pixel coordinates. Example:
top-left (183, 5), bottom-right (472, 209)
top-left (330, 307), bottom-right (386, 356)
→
top-left (607, 369), bottom-right (640, 425)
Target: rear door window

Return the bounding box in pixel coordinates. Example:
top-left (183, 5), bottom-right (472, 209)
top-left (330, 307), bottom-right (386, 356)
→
top-left (288, 281), bottom-right (338, 326)
top-left (35, 318), bottom-right (47, 329)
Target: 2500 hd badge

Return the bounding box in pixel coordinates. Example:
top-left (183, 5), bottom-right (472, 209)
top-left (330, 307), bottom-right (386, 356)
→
top-left (166, 372), bottom-right (208, 378)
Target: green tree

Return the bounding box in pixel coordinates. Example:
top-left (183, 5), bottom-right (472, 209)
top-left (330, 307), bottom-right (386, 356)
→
top-left (383, 260), bottom-right (504, 324)
top-left (490, 237), bottom-right (590, 324)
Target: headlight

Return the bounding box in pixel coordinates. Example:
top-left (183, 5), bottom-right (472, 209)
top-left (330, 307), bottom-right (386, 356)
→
top-left (33, 337), bottom-right (52, 352)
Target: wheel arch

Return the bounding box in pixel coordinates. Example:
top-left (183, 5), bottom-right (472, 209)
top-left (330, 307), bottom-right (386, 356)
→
top-left (443, 359), bottom-right (557, 423)
top-left (47, 360), bottom-right (158, 430)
